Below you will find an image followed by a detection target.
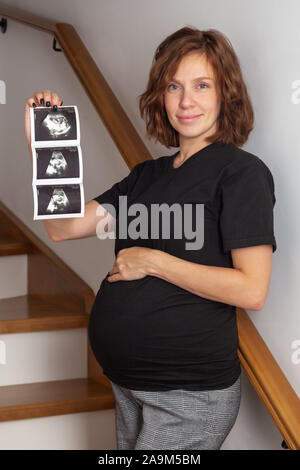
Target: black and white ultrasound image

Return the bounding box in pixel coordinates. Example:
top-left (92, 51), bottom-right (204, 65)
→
top-left (35, 147), bottom-right (80, 180)
top-left (37, 184), bottom-right (81, 215)
top-left (34, 106), bottom-right (77, 141)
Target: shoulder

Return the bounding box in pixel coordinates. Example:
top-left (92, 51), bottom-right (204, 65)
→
top-left (219, 143), bottom-right (275, 182)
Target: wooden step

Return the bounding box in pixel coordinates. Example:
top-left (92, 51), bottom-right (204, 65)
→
top-left (0, 237), bottom-right (32, 256)
top-left (0, 378), bottom-right (115, 422)
top-left (0, 294), bottom-right (89, 334)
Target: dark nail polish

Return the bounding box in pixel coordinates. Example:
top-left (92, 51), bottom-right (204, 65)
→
top-left (53, 105), bottom-right (57, 111)
top-left (40, 98), bottom-right (44, 104)
top-left (32, 103), bottom-right (36, 108)
top-left (60, 101), bottom-right (63, 106)
top-left (46, 101), bottom-right (51, 107)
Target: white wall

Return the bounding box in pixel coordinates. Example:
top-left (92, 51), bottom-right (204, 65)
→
top-left (0, 0), bottom-right (298, 450)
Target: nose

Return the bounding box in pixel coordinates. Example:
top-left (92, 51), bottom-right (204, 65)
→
top-left (178, 88), bottom-right (197, 108)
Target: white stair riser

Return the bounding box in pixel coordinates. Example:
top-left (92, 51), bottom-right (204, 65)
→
top-left (0, 255), bottom-right (27, 299)
top-left (0, 410), bottom-right (116, 450)
top-left (0, 328), bottom-right (87, 386)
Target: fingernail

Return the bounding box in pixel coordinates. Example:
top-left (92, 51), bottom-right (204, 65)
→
top-left (60, 101), bottom-right (63, 106)
top-left (40, 98), bottom-right (44, 104)
top-left (53, 105), bottom-right (57, 111)
top-left (46, 101), bottom-right (51, 107)
top-left (32, 103), bottom-right (36, 108)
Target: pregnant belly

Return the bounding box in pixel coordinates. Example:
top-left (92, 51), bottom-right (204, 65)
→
top-left (87, 275), bottom-right (233, 374)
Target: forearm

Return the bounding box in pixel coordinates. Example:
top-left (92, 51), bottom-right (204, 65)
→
top-left (42, 217), bottom-right (76, 242)
top-left (148, 250), bottom-right (261, 310)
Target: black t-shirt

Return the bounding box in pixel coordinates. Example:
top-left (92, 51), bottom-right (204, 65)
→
top-left (88, 141), bottom-right (277, 391)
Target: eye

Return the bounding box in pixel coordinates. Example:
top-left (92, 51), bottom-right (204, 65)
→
top-left (198, 83), bottom-right (208, 89)
top-left (167, 84), bottom-right (178, 90)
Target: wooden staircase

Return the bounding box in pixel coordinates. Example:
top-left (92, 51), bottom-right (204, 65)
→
top-left (0, 201), bottom-right (115, 446)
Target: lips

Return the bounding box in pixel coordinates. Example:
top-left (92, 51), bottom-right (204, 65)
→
top-left (178, 114), bottom-right (202, 122)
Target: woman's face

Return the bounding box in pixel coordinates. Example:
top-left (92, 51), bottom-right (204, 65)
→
top-left (163, 51), bottom-right (221, 147)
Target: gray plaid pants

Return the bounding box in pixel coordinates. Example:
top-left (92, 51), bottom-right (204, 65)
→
top-left (110, 374), bottom-right (241, 450)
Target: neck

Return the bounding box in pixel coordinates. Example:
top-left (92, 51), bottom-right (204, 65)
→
top-left (177, 140), bottom-right (213, 162)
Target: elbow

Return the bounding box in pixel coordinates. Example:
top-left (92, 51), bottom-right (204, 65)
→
top-left (43, 221), bottom-right (63, 242)
top-left (255, 298), bottom-right (266, 311)
top-left (250, 293), bottom-right (266, 311)
top-left (242, 284), bottom-right (265, 311)
top-left (50, 233), bottom-right (62, 242)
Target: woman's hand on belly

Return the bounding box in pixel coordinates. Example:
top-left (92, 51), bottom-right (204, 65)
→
top-left (107, 247), bottom-right (158, 282)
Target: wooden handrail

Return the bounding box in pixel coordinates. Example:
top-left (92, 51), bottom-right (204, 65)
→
top-left (1, 3), bottom-right (299, 449)
top-left (237, 308), bottom-right (300, 449)
top-left (55, 23), bottom-right (152, 169)
top-left (0, 4), bottom-right (56, 32)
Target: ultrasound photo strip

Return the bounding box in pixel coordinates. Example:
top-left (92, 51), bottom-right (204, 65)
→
top-left (30, 105), bottom-right (85, 220)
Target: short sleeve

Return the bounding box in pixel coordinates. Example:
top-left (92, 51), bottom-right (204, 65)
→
top-left (219, 161), bottom-right (277, 253)
top-left (93, 161), bottom-right (145, 217)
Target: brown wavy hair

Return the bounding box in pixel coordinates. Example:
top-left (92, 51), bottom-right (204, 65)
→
top-left (138, 26), bottom-right (254, 148)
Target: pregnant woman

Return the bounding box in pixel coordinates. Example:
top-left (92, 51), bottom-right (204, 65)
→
top-left (24, 26), bottom-right (277, 450)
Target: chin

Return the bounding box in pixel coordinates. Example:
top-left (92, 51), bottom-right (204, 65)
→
top-left (179, 127), bottom-right (206, 137)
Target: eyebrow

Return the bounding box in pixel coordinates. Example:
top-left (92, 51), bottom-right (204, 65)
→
top-left (170, 76), bottom-right (214, 83)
